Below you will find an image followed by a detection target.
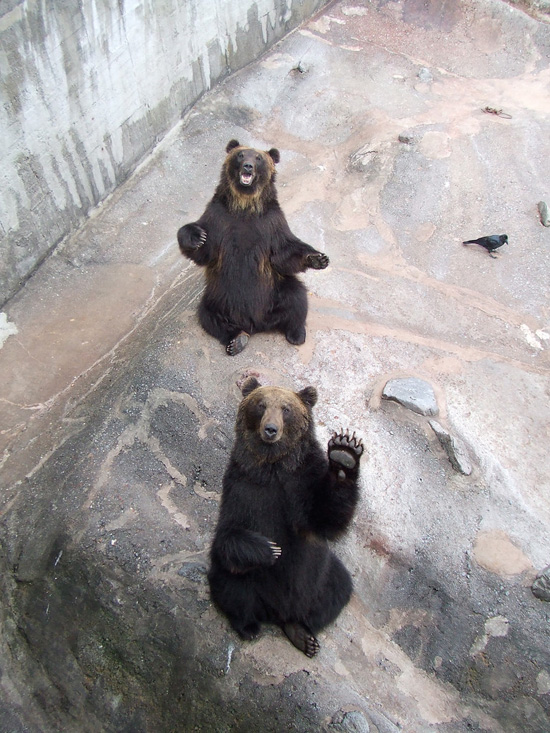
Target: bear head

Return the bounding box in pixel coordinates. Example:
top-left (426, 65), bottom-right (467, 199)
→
top-left (235, 376), bottom-right (317, 464)
top-left (221, 140), bottom-right (280, 214)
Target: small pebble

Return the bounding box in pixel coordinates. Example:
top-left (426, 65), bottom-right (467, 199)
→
top-left (538, 201), bottom-right (550, 227)
top-left (532, 565), bottom-right (550, 601)
top-left (417, 67), bottom-right (433, 83)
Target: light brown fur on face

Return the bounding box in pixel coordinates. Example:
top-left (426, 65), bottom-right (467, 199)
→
top-left (222, 146), bottom-right (277, 215)
top-left (237, 386), bottom-right (311, 453)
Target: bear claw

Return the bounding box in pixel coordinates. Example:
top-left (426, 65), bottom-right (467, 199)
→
top-left (191, 224), bottom-right (207, 248)
top-left (226, 332), bottom-right (250, 356)
top-left (268, 541), bottom-right (282, 561)
top-left (328, 430), bottom-right (364, 471)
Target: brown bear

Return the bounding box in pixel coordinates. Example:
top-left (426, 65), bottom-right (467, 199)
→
top-left (208, 376), bottom-right (364, 657)
top-left (177, 140), bottom-right (329, 355)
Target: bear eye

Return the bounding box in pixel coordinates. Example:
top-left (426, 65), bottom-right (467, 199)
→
top-left (256, 154), bottom-right (262, 161)
top-left (237, 151), bottom-right (244, 160)
top-left (282, 405), bottom-right (290, 416)
top-left (257, 401), bottom-right (266, 412)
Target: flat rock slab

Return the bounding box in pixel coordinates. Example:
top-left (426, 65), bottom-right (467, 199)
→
top-left (382, 377), bottom-right (438, 416)
top-left (429, 419), bottom-right (473, 475)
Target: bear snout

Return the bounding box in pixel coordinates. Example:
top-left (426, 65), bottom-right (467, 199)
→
top-left (262, 422), bottom-right (280, 443)
top-left (259, 405), bottom-right (284, 443)
top-left (240, 162), bottom-right (255, 186)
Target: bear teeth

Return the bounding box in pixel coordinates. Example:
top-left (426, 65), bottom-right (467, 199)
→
top-left (240, 173), bottom-right (254, 186)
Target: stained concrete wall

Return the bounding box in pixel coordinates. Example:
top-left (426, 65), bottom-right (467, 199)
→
top-left (0, 0), bottom-right (327, 306)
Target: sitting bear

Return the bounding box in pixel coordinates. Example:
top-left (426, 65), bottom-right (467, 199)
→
top-left (208, 376), bottom-right (364, 657)
top-left (177, 140), bottom-right (329, 355)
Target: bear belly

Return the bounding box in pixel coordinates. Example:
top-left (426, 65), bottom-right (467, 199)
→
top-left (205, 237), bottom-right (275, 329)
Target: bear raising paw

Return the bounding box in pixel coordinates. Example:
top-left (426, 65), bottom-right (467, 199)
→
top-left (177, 140), bottom-right (329, 355)
top-left (329, 430), bottom-right (364, 479)
top-left (208, 377), bottom-right (364, 657)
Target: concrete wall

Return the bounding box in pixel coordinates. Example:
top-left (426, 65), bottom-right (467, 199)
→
top-left (0, 0), bottom-right (328, 306)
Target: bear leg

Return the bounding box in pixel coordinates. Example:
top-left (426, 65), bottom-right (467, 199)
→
top-left (208, 568), bottom-right (264, 639)
top-left (304, 554), bottom-right (353, 634)
top-left (266, 277), bottom-right (308, 345)
top-left (198, 300), bottom-right (248, 352)
top-left (282, 623), bottom-right (320, 657)
top-left (231, 618), bottom-right (261, 640)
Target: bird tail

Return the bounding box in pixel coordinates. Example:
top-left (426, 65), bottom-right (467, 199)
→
top-left (462, 240), bottom-right (477, 244)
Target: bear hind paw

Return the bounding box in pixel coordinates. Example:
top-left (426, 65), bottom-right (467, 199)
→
top-left (226, 332), bottom-right (250, 356)
top-left (282, 623), bottom-right (320, 657)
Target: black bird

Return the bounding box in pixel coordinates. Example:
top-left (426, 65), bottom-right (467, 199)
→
top-left (462, 234), bottom-right (508, 258)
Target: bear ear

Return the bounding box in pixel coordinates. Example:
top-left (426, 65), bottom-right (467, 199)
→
top-left (267, 148), bottom-right (280, 165)
top-left (226, 139), bottom-right (240, 153)
top-left (297, 386), bottom-right (317, 408)
top-left (241, 376), bottom-right (261, 397)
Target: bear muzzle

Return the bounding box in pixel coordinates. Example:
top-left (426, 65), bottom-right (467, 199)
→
top-left (261, 422), bottom-right (280, 443)
top-left (240, 162), bottom-right (255, 187)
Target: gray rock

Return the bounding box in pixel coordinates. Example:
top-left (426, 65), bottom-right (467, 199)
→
top-left (178, 562), bottom-right (208, 582)
top-left (382, 377), bottom-right (438, 416)
top-left (348, 144), bottom-right (378, 172)
top-left (366, 709), bottom-right (401, 733)
top-left (417, 67), bottom-right (433, 83)
top-left (292, 60), bottom-right (310, 74)
top-left (330, 710), bottom-right (370, 732)
top-left (429, 420), bottom-right (472, 475)
top-left (532, 565), bottom-right (550, 601)
top-left (329, 709), bottom-right (400, 733)
top-left (538, 201), bottom-right (550, 227)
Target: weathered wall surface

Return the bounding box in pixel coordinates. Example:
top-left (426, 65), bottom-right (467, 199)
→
top-left (0, 0), bottom-right (327, 306)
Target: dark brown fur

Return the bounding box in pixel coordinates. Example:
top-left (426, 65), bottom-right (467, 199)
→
top-left (208, 377), bottom-right (364, 656)
top-left (177, 140), bottom-right (330, 355)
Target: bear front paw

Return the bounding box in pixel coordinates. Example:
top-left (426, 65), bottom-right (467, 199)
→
top-left (328, 430), bottom-right (364, 474)
top-left (177, 223), bottom-right (207, 253)
top-left (307, 252), bottom-right (330, 270)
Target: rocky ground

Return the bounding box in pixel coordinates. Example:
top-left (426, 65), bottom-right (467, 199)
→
top-left (1, 1), bottom-right (550, 731)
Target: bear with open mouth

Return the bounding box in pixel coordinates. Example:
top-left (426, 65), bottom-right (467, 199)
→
top-left (177, 140), bottom-right (329, 355)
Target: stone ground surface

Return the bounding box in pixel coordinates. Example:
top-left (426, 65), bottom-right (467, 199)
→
top-left (1, 1), bottom-right (550, 731)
